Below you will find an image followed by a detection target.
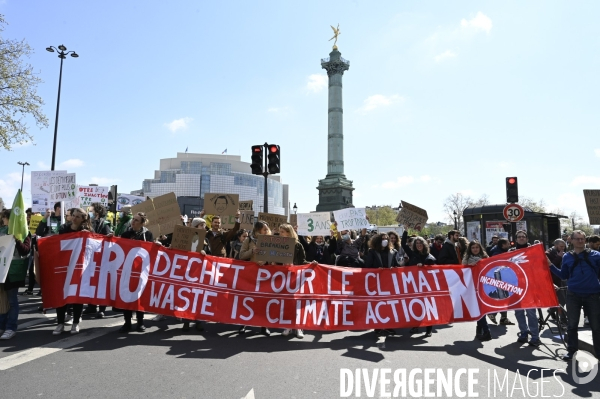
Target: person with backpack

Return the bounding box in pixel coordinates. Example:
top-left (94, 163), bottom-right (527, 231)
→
top-left (550, 230), bottom-right (600, 360)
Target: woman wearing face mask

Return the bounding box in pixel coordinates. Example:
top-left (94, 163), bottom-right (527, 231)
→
top-left (83, 203), bottom-right (113, 318)
top-left (239, 221), bottom-right (272, 335)
top-left (53, 208), bottom-right (92, 335)
top-left (299, 234), bottom-right (334, 265)
top-left (334, 226), bottom-right (368, 267)
top-left (462, 241), bottom-right (492, 341)
top-left (365, 233), bottom-right (399, 268)
top-left (119, 212), bottom-right (153, 333)
top-left (278, 223), bottom-right (313, 339)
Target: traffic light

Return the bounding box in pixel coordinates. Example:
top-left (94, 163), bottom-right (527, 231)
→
top-left (251, 145), bottom-right (263, 175)
top-left (267, 144), bottom-right (280, 174)
top-left (506, 176), bottom-right (518, 203)
top-left (108, 185), bottom-right (118, 213)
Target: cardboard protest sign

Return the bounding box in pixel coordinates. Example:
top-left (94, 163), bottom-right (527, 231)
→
top-left (396, 201), bottom-right (428, 231)
top-left (0, 235), bottom-right (16, 283)
top-left (78, 186), bottom-right (109, 208)
top-left (28, 214), bottom-right (43, 235)
top-left (255, 235), bottom-right (296, 264)
top-left (204, 193), bottom-right (239, 216)
top-left (239, 200), bottom-right (253, 211)
top-left (297, 212), bottom-right (331, 236)
top-left (289, 214), bottom-right (297, 226)
top-left (584, 190), bottom-right (600, 225)
top-left (134, 192), bottom-right (182, 236)
top-left (116, 194), bottom-right (145, 211)
top-left (171, 224), bottom-right (207, 253)
top-left (258, 212), bottom-right (288, 232)
top-left (131, 197), bottom-right (155, 215)
top-left (333, 208), bottom-right (369, 231)
top-left (219, 214), bottom-right (238, 229)
top-left (240, 210), bottom-right (255, 230)
top-left (31, 170), bottom-right (67, 213)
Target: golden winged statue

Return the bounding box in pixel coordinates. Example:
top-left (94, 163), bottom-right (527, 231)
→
top-left (329, 24), bottom-right (340, 50)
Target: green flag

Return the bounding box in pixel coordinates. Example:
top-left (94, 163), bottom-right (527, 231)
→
top-left (8, 189), bottom-right (28, 241)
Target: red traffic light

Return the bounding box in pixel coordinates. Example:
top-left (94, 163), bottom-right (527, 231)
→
top-left (269, 145), bottom-right (278, 153)
top-left (507, 177), bottom-right (516, 184)
top-left (253, 147), bottom-right (262, 152)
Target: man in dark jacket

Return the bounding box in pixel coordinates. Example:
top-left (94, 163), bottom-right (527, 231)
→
top-left (550, 230), bottom-right (600, 360)
top-left (430, 234), bottom-right (444, 260)
top-left (437, 230), bottom-right (460, 265)
top-left (206, 212), bottom-right (240, 257)
top-left (35, 202), bottom-right (62, 237)
top-left (486, 235), bottom-right (499, 255)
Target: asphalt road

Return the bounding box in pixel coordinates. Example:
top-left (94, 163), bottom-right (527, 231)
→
top-left (0, 291), bottom-right (598, 399)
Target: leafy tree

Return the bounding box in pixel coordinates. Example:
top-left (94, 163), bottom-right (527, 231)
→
top-left (519, 196), bottom-right (547, 213)
top-left (365, 205), bottom-right (398, 226)
top-left (0, 15), bottom-right (48, 150)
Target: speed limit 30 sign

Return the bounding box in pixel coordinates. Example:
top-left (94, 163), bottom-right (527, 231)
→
top-left (503, 204), bottom-right (524, 222)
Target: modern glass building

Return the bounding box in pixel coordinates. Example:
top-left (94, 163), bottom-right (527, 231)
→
top-left (138, 153), bottom-right (289, 216)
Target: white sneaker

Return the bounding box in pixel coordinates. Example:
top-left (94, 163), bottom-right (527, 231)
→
top-left (64, 315), bottom-right (73, 325)
top-left (585, 316), bottom-right (590, 326)
top-left (296, 329), bottom-right (304, 339)
top-left (53, 324), bottom-right (65, 335)
top-left (71, 323), bottom-right (80, 334)
top-left (0, 330), bottom-right (16, 340)
top-left (282, 328), bottom-right (292, 336)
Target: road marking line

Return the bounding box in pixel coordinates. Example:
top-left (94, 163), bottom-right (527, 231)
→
top-left (0, 320), bottom-right (123, 371)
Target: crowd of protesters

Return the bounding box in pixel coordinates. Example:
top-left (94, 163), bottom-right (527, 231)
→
top-left (1, 202), bottom-right (599, 362)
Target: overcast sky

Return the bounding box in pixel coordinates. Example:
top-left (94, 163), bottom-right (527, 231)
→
top-left (1, 1), bottom-right (598, 224)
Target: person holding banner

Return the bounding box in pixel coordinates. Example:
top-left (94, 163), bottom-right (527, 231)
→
top-left (239, 221), bottom-right (272, 335)
top-left (229, 229), bottom-right (248, 260)
top-left (82, 203), bottom-right (114, 318)
top-left (401, 229), bottom-right (436, 267)
top-left (299, 234), bottom-right (334, 265)
top-left (334, 226), bottom-right (367, 267)
top-left (387, 231), bottom-right (407, 266)
top-left (119, 212), bottom-right (154, 333)
top-left (278, 224), bottom-right (310, 339)
top-left (365, 233), bottom-right (400, 269)
top-left (0, 210), bottom-right (32, 340)
top-left (35, 202), bottom-right (62, 238)
top-left (462, 241), bottom-right (492, 342)
top-left (401, 229), bottom-right (436, 337)
top-left (53, 208), bottom-right (91, 335)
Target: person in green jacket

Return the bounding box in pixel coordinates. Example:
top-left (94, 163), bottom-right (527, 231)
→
top-left (114, 205), bottom-right (132, 237)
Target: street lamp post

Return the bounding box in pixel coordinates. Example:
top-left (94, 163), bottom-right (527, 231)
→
top-left (293, 203), bottom-right (297, 214)
top-left (17, 161), bottom-right (29, 191)
top-left (46, 44), bottom-right (78, 171)
top-left (453, 210), bottom-right (458, 230)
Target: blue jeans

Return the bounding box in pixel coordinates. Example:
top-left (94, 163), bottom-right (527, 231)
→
top-left (515, 308), bottom-right (539, 339)
top-left (566, 291), bottom-right (600, 356)
top-left (0, 287), bottom-right (19, 331)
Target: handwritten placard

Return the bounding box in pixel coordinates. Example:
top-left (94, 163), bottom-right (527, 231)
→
top-left (78, 186), bottom-right (109, 207)
top-left (297, 212), bottom-right (331, 236)
top-left (171, 225), bottom-right (207, 253)
top-left (240, 210), bottom-right (255, 230)
top-left (239, 200), bottom-right (253, 211)
top-left (258, 212), bottom-right (288, 232)
top-left (255, 235), bottom-right (296, 264)
top-left (333, 208), bottom-right (369, 230)
top-left (204, 193), bottom-right (239, 216)
top-left (396, 201), bottom-right (428, 230)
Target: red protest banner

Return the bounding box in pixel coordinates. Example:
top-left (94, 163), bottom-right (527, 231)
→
top-left (38, 232), bottom-right (557, 330)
